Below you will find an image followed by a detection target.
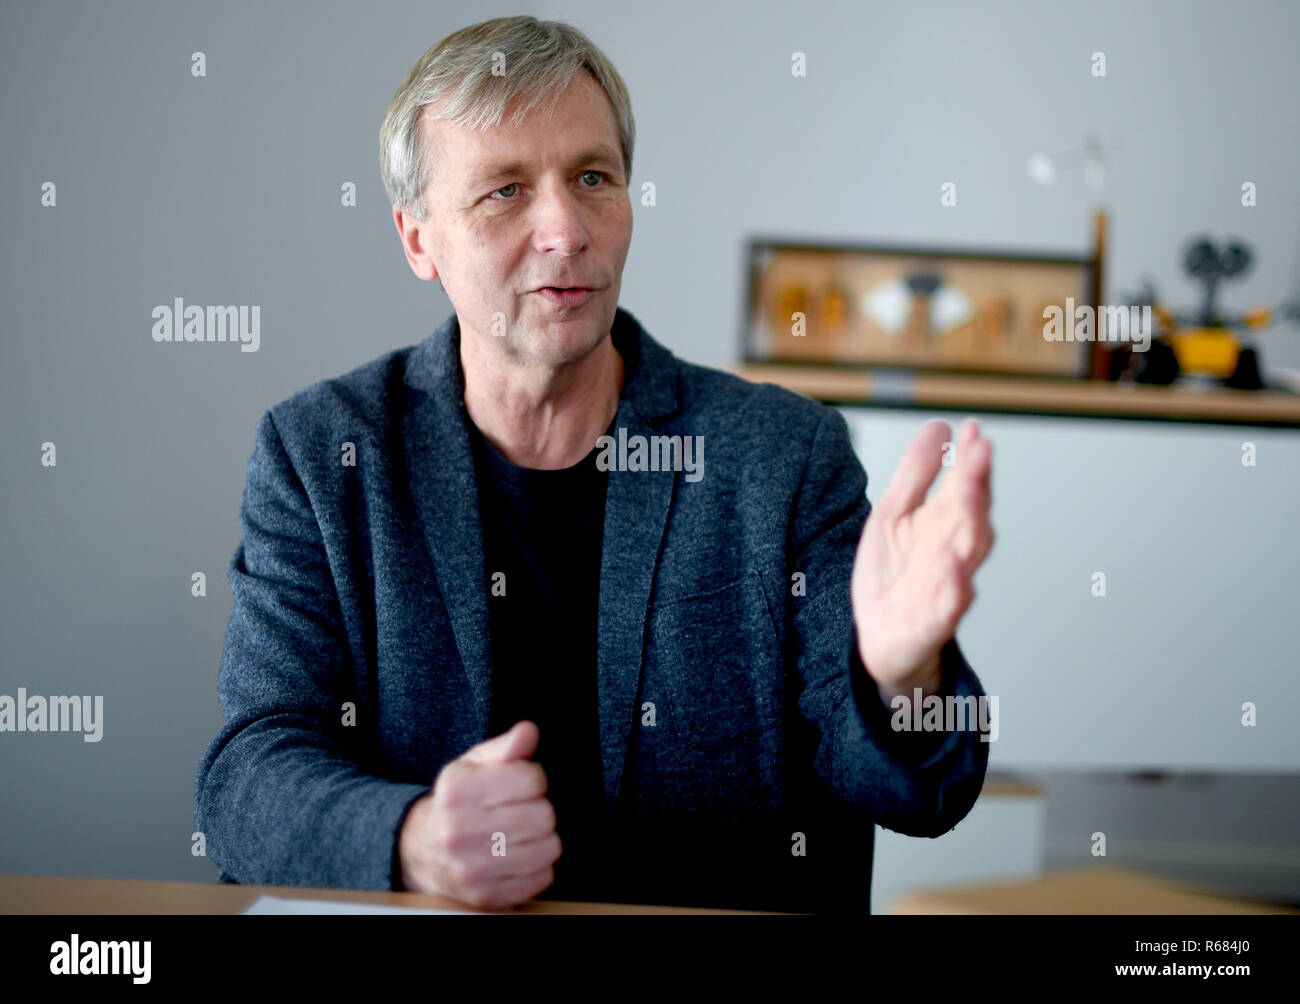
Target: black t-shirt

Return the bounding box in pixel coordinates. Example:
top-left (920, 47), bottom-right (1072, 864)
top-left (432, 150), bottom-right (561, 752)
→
top-left (467, 415), bottom-right (614, 902)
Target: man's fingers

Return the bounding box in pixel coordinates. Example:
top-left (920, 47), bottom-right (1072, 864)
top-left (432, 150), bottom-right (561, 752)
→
top-left (933, 419), bottom-right (989, 503)
top-left (961, 426), bottom-right (993, 504)
top-left (923, 422), bottom-right (994, 571)
top-left (974, 429), bottom-right (993, 500)
top-left (878, 419), bottom-right (951, 518)
top-left (938, 472), bottom-right (994, 578)
top-left (931, 544), bottom-right (976, 637)
top-left (461, 720), bottom-right (540, 766)
top-left (439, 758), bottom-right (549, 810)
top-left (482, 798), bottom-right (558, 845)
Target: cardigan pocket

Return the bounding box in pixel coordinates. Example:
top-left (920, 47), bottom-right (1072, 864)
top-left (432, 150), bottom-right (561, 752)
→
top-left (644, 569), bottom-right (784, 753)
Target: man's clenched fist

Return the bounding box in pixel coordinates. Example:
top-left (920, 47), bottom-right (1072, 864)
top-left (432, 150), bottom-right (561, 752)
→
top-left (397, 720), bottom-right (562, 909)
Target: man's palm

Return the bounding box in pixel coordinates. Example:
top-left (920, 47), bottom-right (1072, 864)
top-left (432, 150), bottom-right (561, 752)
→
top-left (851, 418), bottom-right (994, 697)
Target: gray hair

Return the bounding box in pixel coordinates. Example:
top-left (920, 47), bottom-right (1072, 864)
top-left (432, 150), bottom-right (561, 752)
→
top-left (379, 16), bottom-right (636, 222)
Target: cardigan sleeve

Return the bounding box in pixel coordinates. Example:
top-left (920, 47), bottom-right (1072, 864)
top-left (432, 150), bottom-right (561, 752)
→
top-left (786, 406), bottom-right (991, 838)
top-left (194, 410), bottom-right (430, 889)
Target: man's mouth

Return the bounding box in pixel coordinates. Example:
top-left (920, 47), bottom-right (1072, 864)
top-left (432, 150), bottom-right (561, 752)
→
top-left (534, 286), bottom-right (595, 307)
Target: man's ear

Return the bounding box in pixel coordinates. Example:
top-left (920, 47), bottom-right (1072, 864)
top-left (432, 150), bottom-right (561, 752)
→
top-left (392, 204), bottom-right (439, 282)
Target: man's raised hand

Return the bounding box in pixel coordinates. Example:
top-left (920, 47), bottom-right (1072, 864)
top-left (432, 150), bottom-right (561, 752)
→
top-left (850, 418), bottom-right (995, 705)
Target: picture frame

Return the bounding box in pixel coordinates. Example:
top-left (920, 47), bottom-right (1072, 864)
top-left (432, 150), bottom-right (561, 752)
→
top-left (742, 238), bottom-right (1096, 378)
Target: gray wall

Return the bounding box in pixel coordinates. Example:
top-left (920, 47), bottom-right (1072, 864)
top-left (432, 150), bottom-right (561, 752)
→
top-left (2, 0), bottom-right (1297, 886)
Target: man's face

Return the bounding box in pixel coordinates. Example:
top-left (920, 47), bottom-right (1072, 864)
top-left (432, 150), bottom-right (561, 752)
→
top-left (401, 71), bottom-right (633, 367)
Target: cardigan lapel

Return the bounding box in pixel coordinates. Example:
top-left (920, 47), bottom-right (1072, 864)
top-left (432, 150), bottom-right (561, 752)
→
top-left (591, 312), bottom-right (680, 805)
top-left (402, 313), bottom-right (495, 740)
top-left (402, 308), bottom-right (681, 804)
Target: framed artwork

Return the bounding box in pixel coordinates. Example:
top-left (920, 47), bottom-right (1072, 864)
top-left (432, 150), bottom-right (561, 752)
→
top-left (742, 239), bottom-right (1096, 378)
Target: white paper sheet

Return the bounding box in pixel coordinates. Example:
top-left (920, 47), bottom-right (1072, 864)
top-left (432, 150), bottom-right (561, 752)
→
top-left (241, 894), bottom-right (486, 915)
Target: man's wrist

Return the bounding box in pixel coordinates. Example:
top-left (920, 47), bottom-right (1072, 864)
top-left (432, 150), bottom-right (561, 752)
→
top-left (395, 791), bottom-right (434, 893)
top-left (867, 650), bottom-right (943, 709)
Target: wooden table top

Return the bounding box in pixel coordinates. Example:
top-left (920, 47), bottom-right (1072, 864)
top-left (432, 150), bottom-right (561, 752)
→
top-left (890, 866), bottom-right (1300, 915)
top-left (7, 865), bottom-right (1289, 915)
top-left (0, 874), bottom-right (763, 915)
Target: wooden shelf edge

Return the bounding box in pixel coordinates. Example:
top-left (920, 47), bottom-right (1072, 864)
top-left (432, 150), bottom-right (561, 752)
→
top-left (728, 363), bottom-right (1300, 425)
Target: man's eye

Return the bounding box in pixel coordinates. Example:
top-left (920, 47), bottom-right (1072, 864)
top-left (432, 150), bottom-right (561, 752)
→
top-left (488, 172), bottom-right (604, 201)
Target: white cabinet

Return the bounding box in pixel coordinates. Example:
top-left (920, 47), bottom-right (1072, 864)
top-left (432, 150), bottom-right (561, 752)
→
top-left (839, 406), bottom-right (1300, 771)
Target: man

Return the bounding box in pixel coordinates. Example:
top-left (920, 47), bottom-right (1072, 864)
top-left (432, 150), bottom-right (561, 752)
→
top-left (195, 16), bottom-right (996, 914)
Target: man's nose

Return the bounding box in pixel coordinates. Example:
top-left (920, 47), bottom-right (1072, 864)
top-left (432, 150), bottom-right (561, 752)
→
top-left (531, 182), bottom-right (590, 255)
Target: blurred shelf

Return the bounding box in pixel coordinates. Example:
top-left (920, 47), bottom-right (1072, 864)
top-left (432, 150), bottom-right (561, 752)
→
top-left (728, 364), bottom-right (1300, 427)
